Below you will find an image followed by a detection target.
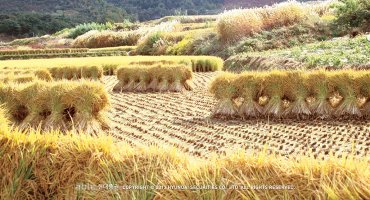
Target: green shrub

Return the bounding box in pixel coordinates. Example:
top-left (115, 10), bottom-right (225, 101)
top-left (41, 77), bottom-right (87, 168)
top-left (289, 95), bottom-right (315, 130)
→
top-left (333, 0), bottom-right (370, 29)
top-left (67, 22), bottom-right (113, 39)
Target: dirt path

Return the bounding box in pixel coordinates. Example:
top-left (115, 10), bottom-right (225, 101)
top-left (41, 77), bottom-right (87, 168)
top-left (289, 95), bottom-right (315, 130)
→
top-left (103, 72), bottom-right (370, 159)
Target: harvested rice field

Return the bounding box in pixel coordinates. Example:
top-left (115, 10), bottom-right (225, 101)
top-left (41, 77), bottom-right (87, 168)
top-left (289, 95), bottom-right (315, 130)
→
top-left (1, 1), bottom-right (370, 198)
top-left (104, 72), bottom-right (370, 159)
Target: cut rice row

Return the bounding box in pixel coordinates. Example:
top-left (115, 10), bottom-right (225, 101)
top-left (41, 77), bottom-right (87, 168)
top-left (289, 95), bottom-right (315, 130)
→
top-left (0, 69), bottom-right (53, 83)
top-left (47, 66), bottom-right (103, 80)
top-left (0, 66), bottom-right (103, 81)
top-left (113, 64), bottom-right (194, 93)
top-left (0, 48), bottom-right (88, 56)
top-left (210, 70), bottom-right (370, 119)
top-left (0, 80), bottom-right (110, 134)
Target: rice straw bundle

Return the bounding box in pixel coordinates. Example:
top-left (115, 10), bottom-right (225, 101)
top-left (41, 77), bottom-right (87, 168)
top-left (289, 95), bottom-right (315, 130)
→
top-left (262, 70), bottom-right (288, 117)
top-left (44, 82), bottom-right (78, 131)
top-left (329, 70), bottom-right (362, 117)
top-left (133, 67), bottom-right (150, 92)
top-left (68, 81), bottom-right (110, 134)
top-left (168, 65), bottom-right (193, 92)
top-left (209, 72), bottom-right (238, 117)
top-left (306, 70), bottom-right (334, 118)
top-left (147, 65), bottom-right (162, 91)
top-left (34, 69), bottom-right (53, 81)
top-left (233, 72), bottom-right (263, 118)
top-left (114, 65), bottom-right (193, 93)
top-left (357, 71), bottom-right (370, 116)
top-left (283, 71), bottom-right (311, 118)
top-left (18, 81), bottom-right (51, 130)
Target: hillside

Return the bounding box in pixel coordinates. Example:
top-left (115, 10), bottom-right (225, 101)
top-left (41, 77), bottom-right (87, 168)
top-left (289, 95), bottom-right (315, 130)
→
top-left (0, 0), bottom-right (312, 37)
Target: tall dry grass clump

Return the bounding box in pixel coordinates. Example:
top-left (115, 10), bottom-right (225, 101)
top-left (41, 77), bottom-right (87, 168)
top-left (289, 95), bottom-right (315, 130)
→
top-left (217, 1), bottom-right (326, 42)
top-left (113, 64), bottom-right (193, 93)
top-left (260, 1), bottom-right (307, 29)
top-left (210, 70), bottom-right (370, 119)
top-left (0, 80), bottom-right (109, 134)
top-left (217, 8), bottom-right (263, 43)
top-left (72, 30), bottom-right (140, 48)
top-left (0, 114), bottom-right (368, 199)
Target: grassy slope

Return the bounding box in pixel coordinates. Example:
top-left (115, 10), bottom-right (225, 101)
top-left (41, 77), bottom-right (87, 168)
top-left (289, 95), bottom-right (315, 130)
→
top-left (246, 35), bottom-right (370, 69)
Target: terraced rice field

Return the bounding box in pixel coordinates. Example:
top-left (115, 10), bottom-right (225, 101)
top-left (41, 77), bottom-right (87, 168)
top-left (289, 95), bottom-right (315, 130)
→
top-left (104, 72), bottom-right (370, 159)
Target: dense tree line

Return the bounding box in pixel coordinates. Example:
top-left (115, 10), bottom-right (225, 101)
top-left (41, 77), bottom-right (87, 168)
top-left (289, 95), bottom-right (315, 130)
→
top-left (108, 0), bottom-right (223, 21)
top-left (0, 13), bottom-right (72, 37)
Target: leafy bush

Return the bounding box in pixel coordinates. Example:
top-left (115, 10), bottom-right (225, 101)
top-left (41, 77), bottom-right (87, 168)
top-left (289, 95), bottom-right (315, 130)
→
top-left (136, 31), bottom-right (185, 55)
top-left (67, 22), bottom-right (113, 39)
top-left (332, 0), bottom-right (370, 29)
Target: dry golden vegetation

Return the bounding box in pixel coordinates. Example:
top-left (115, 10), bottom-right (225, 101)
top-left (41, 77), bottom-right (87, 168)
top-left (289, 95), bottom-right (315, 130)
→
top-left (113, 64), bottom-right (193, 93)
top-left (0, 69), bottom-right (52, 83)
top-left (0, 55), bottom-right (224, 73)
top-left (217, 1), bottom-right (331, 42)
top-left (0, 66), bottom-right (102, 82)
top-left (0, 48), bottom-right (88, 56)
top-left (210, 70), bottom-right (370, 119)
top-left (0, 80), bottom-right (109, 134)
top-left (0, 106), bottom-right (369, 199)
top-left (72, 30), bottom-right (141, 48)
top-left (48, 66), bottom-right (103, 80)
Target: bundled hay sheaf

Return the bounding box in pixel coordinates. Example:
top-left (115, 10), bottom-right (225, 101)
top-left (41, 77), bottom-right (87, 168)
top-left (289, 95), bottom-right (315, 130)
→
top-left (329, 71), bottom-right (364, 117)
top-left (306, 70), bottom-right (334, 118)
top-left (0, 69), bottom-right (52, 83)
top-left (209, 73), bottom-right (238, 117)
top-left (48, 66), bottom-right (103, 80)
top-left (358, 72), bottom-right (370, 116)
top-left (0, 81), bottom-right (109, 134)
top-left (210, 70), bottom-right (370, 119)
top-left (234, 72), bottom-right (263, 118)
top-left (113, 64), bottom-right (193, 93)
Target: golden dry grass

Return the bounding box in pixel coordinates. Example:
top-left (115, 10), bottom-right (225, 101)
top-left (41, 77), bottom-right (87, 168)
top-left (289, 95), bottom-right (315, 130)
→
top-left (217, 1), bottom-right (330, 42)
top-left (0, 109), bottom-right (369, 199)
top-left (0, 48), bottom-right (88, 56)
top-left (72, 30), bottom-right (140, 48)
top-left (0, 56), bottom-right (223, 72)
